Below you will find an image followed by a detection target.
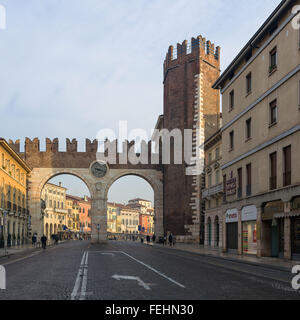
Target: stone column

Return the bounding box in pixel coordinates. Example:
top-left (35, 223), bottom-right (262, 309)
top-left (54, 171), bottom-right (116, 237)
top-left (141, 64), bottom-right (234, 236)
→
top-left (256, 206), bottom-right (262, 258)
top-left (154, 196), bottom-right (164, 241)
top-left (91, 189), bottom-right (107, 244)
top-left (284, 201), bottom-right (291, 260)
top-left (238, 209), bottom-right (242, 255)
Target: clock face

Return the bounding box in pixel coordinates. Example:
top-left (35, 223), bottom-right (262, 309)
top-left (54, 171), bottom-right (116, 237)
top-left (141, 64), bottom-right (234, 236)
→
top-left (91, 161), bottom-right (108, 178)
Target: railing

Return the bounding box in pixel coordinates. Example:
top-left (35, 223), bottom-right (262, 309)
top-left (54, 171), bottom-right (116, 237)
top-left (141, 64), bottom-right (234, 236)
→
top-left (283, 171), bottom-right (291, 187)
top-left (270, 176), bottom-right (277, 191)
top-left (202, 183), bottom-right (223, 198)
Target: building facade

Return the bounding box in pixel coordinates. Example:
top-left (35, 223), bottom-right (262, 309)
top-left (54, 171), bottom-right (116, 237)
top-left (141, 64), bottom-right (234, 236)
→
top-left (41, 182), bottom-right (68, 239)
top-left (0, 138), bottom-right (31, 247)
top-left (66, 195), bottom-right (81, 237)
top-left (213, 0), bottom-right (300, 259)
top-left (128, 198), bottom-right (155, 235)
top-left (78, 196), bottom-right (91, 237)
top-left (202, 129), bottom-right (223, 248)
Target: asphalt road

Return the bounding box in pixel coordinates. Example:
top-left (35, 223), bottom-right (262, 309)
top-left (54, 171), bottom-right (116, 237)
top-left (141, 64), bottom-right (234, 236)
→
top-left (0, 240), bottom-right (299, 300)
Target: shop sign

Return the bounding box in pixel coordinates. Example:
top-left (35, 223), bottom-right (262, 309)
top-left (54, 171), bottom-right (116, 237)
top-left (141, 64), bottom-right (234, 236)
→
top-left (226, 178), bottom-right (236, 196)
top-left (226, 209), bottom-right (238, 223)
top-left (242, 205), bottom-right (257, 222)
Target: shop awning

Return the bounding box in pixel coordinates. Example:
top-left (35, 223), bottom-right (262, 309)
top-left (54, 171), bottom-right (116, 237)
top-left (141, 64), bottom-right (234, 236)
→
top-left (273, 211), bottom-right (300, 219)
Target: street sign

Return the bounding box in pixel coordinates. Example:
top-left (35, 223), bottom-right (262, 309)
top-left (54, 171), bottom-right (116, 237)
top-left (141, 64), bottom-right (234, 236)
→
top-left (96, 224), bottom-right (100, 230)
top-left (138, 225), bottom-right (141, 231)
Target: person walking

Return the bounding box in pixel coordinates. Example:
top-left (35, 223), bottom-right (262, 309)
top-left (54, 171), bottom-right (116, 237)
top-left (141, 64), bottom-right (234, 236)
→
top-left (152, 234), bottom-right (156, 243)
top-left (41, 235), bottom-right (47, 250)
top-left (32, 233), bottom-right (37, 247)
top-left (163, 234), bottom-right (167, 246)
top-left (146, 235), bottom-right (150, 244)
top-left (168, 233), bottom-right (173, 247)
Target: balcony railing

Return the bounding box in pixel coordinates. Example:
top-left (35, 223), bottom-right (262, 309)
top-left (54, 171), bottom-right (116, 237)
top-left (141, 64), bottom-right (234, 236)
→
top-left (283, 171), bottom-right (291, 187)
top-left (270, 176), bottom-right (277, 191)
top-left (202, 183), bottom-right (223, 199)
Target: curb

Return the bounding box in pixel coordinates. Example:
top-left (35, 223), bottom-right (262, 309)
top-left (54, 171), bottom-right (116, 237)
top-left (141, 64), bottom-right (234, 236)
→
top-left (152, 243), bottom-right (294, 273)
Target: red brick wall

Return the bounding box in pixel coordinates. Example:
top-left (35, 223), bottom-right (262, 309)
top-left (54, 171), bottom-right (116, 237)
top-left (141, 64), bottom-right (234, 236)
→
top-left (163, 36), bottom-right (220, 238)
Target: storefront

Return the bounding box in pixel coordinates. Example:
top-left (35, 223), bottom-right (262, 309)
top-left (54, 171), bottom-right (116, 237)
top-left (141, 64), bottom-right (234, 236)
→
top-left (226, 209), bottom-right (238, 253)
top-left (262, 201), bottom-right (285, 258)
top-left (241, 205), bottom-right (257, 255)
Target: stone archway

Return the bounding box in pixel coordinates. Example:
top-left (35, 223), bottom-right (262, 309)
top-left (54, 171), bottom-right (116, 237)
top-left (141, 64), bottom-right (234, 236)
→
top-left (27, 167), bottom-right (163, 243)
top-left (103, 169), bottom-right (164, 239)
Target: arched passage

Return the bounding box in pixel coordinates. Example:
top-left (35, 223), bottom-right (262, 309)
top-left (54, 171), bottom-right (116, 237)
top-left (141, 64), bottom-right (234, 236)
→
top-left (107, 175), bottom-right (154, 239)
top-left (27, 167), bottom-right (163, 243)
top-left (104, 170), bottom-right (164, 240)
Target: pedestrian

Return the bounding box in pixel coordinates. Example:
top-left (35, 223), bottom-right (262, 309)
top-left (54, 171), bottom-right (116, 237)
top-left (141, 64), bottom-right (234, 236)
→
top-left (146, 235), bottom-right (150, 244)
top-left (163, 234), bottom-right (167, 246)
top-left (168, 233), bottom-right (173, 247)
top-left (32, 233), bottom-right (37, 247)
top-left (41, 235), bottom-right (47, 250)
top-left (152, 234), bottom-right (156, 243)
top-left (141, 237), bottom-right (144, 244)
top-left (55, 234), bottom-right (59, 245)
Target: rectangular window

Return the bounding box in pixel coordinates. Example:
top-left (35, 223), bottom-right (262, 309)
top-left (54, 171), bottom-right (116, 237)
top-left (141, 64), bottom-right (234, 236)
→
top-left (269, 47), bottom-right (277, 73)
top-left (246, 118), bottom-right (252, 140)
top-left (208, 152), bottom-right (212, 163)
top-left (216, 170), bottom-right (220, 185)
top-left (229, 90), bottom-right (234, 110)
top-left (208, 174), bottom-right (212, 187)
top-left (246, 164), bottom-right (252, 196)
top-left (283, 145), bottom-right (291, 187)
top-left (238, 168), bottom-right (243, 198)
top-left (229, 131), bottom-right (234, 150)
top-left (270, 152), bottom-right (277, 190)
top-left (270, 100), bottom-right (277, 125)
top-left (246, 73), bottom-right (252, 94)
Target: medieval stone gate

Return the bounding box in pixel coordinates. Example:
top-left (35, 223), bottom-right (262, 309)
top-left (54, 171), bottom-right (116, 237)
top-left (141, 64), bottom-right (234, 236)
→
top-left (9, 138), bottom-right (164, 242)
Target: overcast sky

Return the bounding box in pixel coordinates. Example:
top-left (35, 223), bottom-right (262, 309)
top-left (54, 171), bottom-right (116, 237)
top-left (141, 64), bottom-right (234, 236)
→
top-left (0, 0), bottom-right (282, 203)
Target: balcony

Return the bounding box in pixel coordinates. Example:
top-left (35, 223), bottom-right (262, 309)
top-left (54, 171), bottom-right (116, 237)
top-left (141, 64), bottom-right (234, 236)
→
top-left (202, 183), bottom-right (223, 199)
top-left (54, 208), bottom-right (68, 214)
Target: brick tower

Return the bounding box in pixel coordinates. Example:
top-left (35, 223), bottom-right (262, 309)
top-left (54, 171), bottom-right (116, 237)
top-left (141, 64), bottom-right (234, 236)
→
top-left (163, 35), bottom-right (221, 243)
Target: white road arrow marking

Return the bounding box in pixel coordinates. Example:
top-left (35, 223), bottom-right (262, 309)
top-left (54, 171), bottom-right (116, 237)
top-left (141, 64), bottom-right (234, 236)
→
top-left (112, 275), bottom-right (151, 290)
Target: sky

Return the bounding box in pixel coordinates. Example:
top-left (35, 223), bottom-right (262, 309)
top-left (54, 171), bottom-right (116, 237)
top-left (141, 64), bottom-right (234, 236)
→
top-left (0, 0), bottom-right (282, 203)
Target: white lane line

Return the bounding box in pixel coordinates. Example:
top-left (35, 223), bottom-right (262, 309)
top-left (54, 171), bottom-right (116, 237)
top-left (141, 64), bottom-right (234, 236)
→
top-left (71, 251), bottom-right (86, 300)
top-left (112, 275), bottom-right (151, 290)
top-left (120, 251), bottom-right (185, 289)
top-left (80, 252), bottom-right (89, 300)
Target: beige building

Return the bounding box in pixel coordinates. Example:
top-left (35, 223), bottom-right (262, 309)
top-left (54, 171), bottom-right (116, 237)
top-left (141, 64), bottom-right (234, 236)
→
top-left (107, 202), bottom-right (118, 233)
top-left (213, 0), bottom-right (300, 259)
top-left (202, 129), bottom-right (223, 248)
top-left (66, 195), bottom-right (81, 235)
top-left (41, 183), bottom-right (68, 239)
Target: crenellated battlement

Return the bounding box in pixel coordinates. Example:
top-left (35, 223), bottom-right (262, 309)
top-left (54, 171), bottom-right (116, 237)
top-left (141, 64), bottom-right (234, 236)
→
top-left (164, 35), bottom-right (220, 75)
top-left (8, 138), bottom-right (168, 169)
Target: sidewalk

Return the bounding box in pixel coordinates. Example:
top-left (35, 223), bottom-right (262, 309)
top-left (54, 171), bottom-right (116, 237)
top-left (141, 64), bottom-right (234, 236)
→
top-left (155, 243), bottom-right (300, 271)
top-left (0, 241), bottom-right (67, 259)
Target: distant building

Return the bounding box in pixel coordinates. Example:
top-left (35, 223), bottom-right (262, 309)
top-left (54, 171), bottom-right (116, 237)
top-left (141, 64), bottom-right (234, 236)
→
top-left (41, 182), bottom-right (68, 239)
top-left (0, 138), bottom-right (31, 247)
